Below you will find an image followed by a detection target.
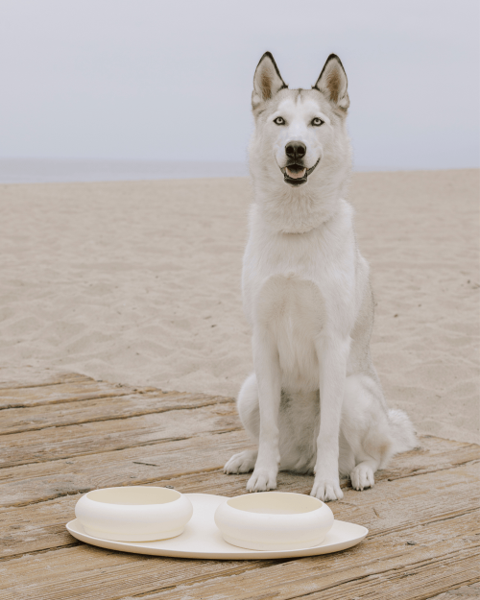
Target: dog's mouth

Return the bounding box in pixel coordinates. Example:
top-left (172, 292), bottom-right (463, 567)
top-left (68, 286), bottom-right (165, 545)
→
top-left (281, 159), bottom-right (320, 185)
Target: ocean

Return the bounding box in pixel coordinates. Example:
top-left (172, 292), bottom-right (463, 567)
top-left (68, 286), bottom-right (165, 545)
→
top-left (0, 159), bottom-right (249, 184)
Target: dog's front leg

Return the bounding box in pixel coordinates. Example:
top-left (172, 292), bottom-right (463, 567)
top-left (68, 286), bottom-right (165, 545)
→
top-left (311, 335), bottom-right (350, 501)
top-left (247, 328), bottom-right (281, 492)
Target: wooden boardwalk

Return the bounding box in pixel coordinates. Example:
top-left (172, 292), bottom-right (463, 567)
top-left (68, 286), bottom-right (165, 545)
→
top-left (0, 373), bottom-right (479, 599)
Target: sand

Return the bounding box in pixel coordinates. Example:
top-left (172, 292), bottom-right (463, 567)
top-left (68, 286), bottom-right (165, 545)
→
top-left (0, 170), bottom-right (478, 444)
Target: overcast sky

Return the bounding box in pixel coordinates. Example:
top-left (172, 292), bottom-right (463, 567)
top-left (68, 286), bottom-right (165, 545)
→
top-left (0, 0), bottom-right (478, 170)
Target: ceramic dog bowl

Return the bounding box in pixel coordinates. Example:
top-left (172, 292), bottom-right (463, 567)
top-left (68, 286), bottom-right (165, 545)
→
top-left (75, 486), bottom-right (193, 542)
top-left (214, 491), bottom-right (334, 551)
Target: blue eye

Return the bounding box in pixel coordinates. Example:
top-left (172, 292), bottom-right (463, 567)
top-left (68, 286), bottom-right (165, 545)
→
top-left (274, 117), bottom-right (285, 125)
top-left (311, 117), bottom-right (324, 126)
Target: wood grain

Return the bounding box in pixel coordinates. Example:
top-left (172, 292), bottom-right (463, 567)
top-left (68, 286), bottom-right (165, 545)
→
top-left (0, 374), bottom-right (478, 600)
top-left (0, 389), bottom-right (233, 435)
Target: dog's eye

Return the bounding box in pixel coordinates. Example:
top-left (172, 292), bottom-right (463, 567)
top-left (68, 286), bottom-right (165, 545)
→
top-left (311, 118), bottom-right (324, 127)
top-left (274, 117), bottom-right (285, 125)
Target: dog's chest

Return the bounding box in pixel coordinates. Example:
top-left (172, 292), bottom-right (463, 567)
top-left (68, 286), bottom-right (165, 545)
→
top-left (255, 273), bottom-right (325, 390)
top-left (255, 273), bottom-right (324, 329)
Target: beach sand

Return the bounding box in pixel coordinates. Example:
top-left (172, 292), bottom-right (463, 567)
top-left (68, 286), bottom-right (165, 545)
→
top-left (0, 170), bottom-right (478, 444)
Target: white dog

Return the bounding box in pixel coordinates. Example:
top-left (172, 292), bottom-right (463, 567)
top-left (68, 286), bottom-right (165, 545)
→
top-left (224, 52), bottom-right (417, 501)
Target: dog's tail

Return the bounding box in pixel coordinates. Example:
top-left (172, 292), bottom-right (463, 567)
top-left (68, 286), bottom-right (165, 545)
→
top-left (388, 409), bottom-right (418, 455)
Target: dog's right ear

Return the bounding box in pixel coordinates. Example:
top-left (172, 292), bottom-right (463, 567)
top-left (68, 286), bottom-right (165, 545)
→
top-left (252, 52), bottom-right (287, 109)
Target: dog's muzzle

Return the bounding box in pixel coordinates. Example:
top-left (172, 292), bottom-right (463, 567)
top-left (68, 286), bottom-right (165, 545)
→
top-left (281, 159), bottom-right (320, 186)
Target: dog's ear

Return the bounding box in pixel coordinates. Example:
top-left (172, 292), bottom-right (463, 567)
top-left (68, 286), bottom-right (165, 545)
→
top-left (314, 54), bottom-right (349, 111)
top-left (252, 52), bottom-right (287, 109)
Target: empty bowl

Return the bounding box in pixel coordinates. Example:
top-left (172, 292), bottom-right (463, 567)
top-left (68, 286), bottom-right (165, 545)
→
top-left (214, 492), bottom-right (334, 551)
top-left (75, 486), bottom-right (193, 542)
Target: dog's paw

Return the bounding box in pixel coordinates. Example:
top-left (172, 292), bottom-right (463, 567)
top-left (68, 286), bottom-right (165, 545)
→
top-left (246, 469), bottom-right (277, 492)
top-left (310, 478), bottom-right (343, 502)
top-left (350, 464), bottom-right (375, 491)
top-left (224, 450), bottom-right (257, 474)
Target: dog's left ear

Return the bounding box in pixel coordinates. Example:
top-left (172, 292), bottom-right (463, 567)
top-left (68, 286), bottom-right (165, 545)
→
top-left (252, 52), bottom-right (287, 109)
top-left (314, 54), bottom-right (349, 111)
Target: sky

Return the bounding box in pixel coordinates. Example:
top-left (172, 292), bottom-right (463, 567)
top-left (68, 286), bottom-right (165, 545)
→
top-left (0, 0), bottom-right (478, 171)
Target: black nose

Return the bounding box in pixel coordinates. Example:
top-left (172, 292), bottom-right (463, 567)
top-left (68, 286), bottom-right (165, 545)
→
top-left (285, 141), bottom-right (306, 161)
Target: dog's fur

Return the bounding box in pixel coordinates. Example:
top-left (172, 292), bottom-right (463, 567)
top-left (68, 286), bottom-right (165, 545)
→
top-left (224, 52), bottom-right (417, 501)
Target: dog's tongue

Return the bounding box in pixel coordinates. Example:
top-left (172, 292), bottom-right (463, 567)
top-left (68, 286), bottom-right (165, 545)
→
top-left (286, 167), bottom-right (307, 179)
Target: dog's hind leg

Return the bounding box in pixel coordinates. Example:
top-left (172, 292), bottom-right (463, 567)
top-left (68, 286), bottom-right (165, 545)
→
top-left (224, 373), bottom-right (259, 474)
top-left (341, 373), bottom-right (393, 491)
top-left (224, 449), bottom-right (257, 474)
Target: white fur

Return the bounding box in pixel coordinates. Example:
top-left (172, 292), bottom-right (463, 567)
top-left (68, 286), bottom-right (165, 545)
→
top-left (224, 53), bottom-right (417, 501)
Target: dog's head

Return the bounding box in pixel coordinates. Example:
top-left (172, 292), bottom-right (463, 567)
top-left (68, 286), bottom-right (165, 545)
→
top-left (250, 52), bottom-right (351, 188)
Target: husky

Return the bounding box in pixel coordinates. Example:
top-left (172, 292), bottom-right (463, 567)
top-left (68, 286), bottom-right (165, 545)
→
top-left (224, 52), bottom-right (417, 501)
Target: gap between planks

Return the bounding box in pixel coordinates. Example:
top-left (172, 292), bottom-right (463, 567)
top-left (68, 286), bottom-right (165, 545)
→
top-left (0, 395), bottom-right (235, 436)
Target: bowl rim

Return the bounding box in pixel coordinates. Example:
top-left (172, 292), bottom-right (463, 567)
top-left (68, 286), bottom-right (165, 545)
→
top-left (83, 486), bottom-right (183, 506)
top-left (223, 491), bottom-right (327, 516)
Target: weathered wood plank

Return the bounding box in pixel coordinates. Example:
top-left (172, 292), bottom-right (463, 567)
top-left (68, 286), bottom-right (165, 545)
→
top-left (306, 555), bottom-right (479, 600)
top-left (1, 428), bottom-right (477, 507)
top-left (0, 430), bottom-right (251, 507)
top-left (0, 402), bottom-right (240, 468)
top-left (1, 374), bottom-right (479, 600)
top-left (0, 389), bottom-right (234, 435)
top-left (154, 547), bottom-right (479, 600)
top-left (96, 514), bottom-right (480, 600)
top-left (0, 374), bottom-right (137, 409)
top-left (1, 458), bottom-right (477, 561)
top-left (1, 501), bottom-right (477, 599)
top-left (382, 435), bottom-right (480, 481)
top-left (429, 584), bottom-right (480, 600)
top-left (0, 544), bottom-right (268, 599)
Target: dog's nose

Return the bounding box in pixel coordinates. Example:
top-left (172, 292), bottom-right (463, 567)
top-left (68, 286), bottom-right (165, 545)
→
top-left (285, 141), bottom-right (306, 161)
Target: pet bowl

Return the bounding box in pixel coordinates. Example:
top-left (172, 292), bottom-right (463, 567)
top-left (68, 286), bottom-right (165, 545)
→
top-left (214, 492), bottom-right (334, 551)
top-left (75, 486), bottom-right (193, 542)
